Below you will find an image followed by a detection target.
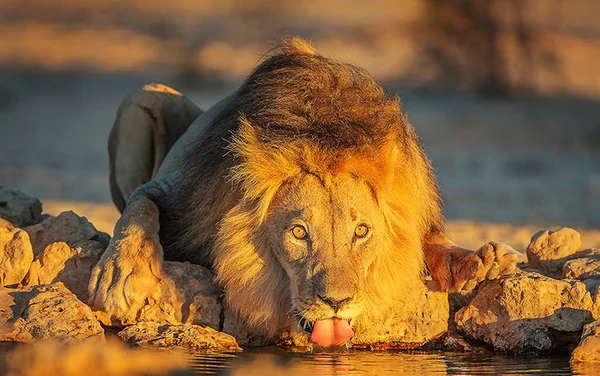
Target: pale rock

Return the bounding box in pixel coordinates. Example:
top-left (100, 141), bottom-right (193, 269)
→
top-left (526, 227), bottom-right (582, 272)
top-left (23, 240), bottom-right (106, 301)
top-left (0, 283), bottom-right (105, 343)
top-left (0, 221), bottom-right (34, 286)
top-left (118, 322), bottom-right (241, 351)
top-left (0, 187), bottom-right (42, 227)
top-left (350, 282), bottom-right (449, 349)
top-left (571, 319), bottom-right (600, 363)
top-left (126, 261), bottom-right (223, 329)
top-left (456, 271), bottom-right (595, 352)
top-left (563, 249), bottom-right (600, 280)
top-left (24, 211), bottom-right (109, 256)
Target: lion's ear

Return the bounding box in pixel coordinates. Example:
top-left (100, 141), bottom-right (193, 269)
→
top-left (279, 37), bottom-right (317, 56)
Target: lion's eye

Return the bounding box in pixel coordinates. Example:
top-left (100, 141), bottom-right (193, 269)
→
top-left (291, 225), bottom-right (307, 240)
top-left (354, 224), bottom-right (369, 238)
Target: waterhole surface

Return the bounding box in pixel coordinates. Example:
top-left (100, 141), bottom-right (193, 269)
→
top-left (188, 348), bottom-right (599, 375)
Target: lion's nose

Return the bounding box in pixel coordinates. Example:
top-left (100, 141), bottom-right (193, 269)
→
top-left (317, 293), bottom-right (354, 312)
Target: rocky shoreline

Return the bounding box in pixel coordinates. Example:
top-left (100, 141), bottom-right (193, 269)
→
top-left (1, 186), bottom-right (600, 364)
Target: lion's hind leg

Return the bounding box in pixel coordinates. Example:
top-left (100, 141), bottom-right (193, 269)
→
top-left (108, 84), bottom-right (202, 212)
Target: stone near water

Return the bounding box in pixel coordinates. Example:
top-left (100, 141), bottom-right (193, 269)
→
top-left (351, 282), bottom-right (449, 349)
top-left (164, 261), bottom-right (222, 329)
top-left (455, 271), bottom-right (596, 353)
top-left (563, 249), bottom-right (600, 281)
top-left (0, 283), bottom-right (105, 344)
top-left (23, 240), bottom-right (107, 302)
top-left (526, 227), bottom-right (582, 273)
top-left (571, 319), bottom-right (600, 363)
top-left (0, 187), bottom-right (42, 227)
top-left (0, 220), bottom-right (34, 286)
top-left (118, 322), bottom-right (241, 351)
top-left (24, 211), bottom-right (109, 257)
top-left (118, 261), bottom-right (223, 329)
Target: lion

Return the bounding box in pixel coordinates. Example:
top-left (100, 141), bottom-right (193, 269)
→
top-left (88, 38), bottom-right (520, 348)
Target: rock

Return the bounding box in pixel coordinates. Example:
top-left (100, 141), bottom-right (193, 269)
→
top-left (563, 249), bottom-right (600, 280)
top-left (582, 279), bottom-right (600, 294)
top-left (455, 271), bottom-right (595, 352)
top-left (350, 282), bottom-right (449, 349)
top-left (5, 339), bottom-right (190, 376)
top-left (163, 261), bottom-right (222, 329)
top-left (526, 227), bottom-right (582, 273)
top-left (118, 322), bottom-right (241, 351)
top-left (441, 331), bottom-right (476, 352)
top-left (23, 240), bottom-right (106, 301)
top-left (571, 319), bottom-right (600, 363)
top-left (0, 187), bottom-right (42, 227)
top-left (187, 294), bottom-right (222, 329)
top-left (0, 283), bottom-right (105, 343)
top-left (102, 261), bottom-right (224, 329)
top-left (0, 221), bottom-right (34, 286)
top-left (24, 211), bottom-right (109, 257)
top-left (586, 281), bottom-right (600, 320)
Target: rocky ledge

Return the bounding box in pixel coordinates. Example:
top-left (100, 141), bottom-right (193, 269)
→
top-left (1, 186), bottom-right (600, 364)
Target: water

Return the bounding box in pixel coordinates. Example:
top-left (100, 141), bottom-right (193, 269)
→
top-left (2, 341), bottom-right (599, 375)
top-left (188, 348), bottom-right (599, 375)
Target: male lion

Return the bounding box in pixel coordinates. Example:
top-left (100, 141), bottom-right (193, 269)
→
top-left (89, 38), bottom-right (519, 347)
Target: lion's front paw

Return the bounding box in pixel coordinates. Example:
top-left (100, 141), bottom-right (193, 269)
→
top-left (475, 241), bottom-right (523, 279)
top-left (87, 233), bottom-right (173, 326)
top-left (435, 242), bottom-right (523, 293)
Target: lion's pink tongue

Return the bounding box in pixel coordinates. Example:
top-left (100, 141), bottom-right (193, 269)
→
top-left (309, 318), bottom-right (354, 347)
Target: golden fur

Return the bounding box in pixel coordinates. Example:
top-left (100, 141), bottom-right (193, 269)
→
top-left (157, 38), bottom-right (444, 337)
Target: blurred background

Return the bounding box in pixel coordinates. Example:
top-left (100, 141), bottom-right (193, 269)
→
top-left (1, 0), bottom-right (599, 249)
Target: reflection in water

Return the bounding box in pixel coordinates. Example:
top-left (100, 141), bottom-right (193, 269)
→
top-left (195, 350), bottom-right (446, 375)
top-left (3, 341), bottom-right (599, 375)
top-left (190, 348), bottom-right (598, 376)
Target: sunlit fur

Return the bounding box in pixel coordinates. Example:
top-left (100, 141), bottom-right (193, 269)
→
top-left (158, 38), bottom-right (444, 339)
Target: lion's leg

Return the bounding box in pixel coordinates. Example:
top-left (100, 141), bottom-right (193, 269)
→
top-left (108, 84), bottom-right (202, 212)
top-left (423, 230), bottom-right (522, 292)
top-left (88, 182), bottom-right (178, 326)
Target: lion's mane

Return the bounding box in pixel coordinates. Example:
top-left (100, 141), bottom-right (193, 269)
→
top-left (158, 38), bottom-right (444, 338)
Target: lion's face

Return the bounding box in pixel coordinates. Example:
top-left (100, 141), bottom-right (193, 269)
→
top-left (264, 172), bottom-right (386, 335)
